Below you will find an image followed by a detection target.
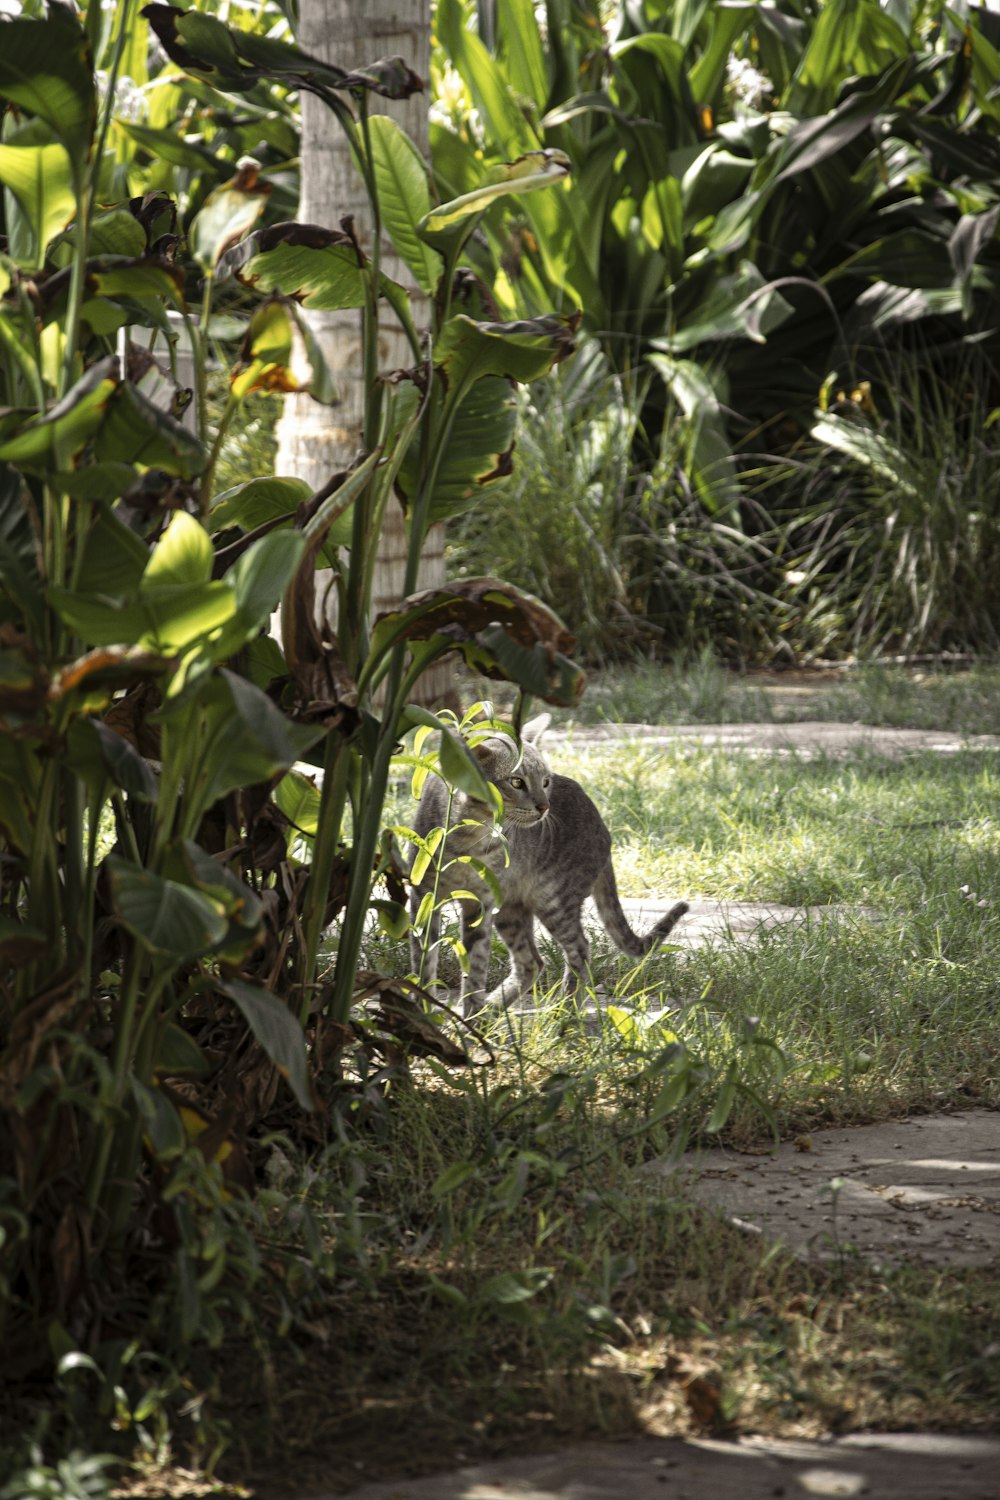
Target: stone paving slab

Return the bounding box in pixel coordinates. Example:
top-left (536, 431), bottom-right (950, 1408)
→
top-left (644, 1110), bottom-right (1000, 1269)
top-left (332, 1431), bottom-right (1000, 1499)
top-left (555, 721), bottom-right (1000, 758)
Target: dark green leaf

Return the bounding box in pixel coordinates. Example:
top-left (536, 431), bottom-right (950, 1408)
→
top-left (216, 976), bottom-right (314, 1111)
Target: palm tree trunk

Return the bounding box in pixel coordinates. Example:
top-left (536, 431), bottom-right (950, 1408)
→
top-left (276, 0), bottom-right (452, 704)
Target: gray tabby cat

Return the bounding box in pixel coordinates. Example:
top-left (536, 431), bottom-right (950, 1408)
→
top-left (409, 724), bottom-right (688, 1015)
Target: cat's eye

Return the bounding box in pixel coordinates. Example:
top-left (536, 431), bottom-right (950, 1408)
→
top-left (542, 777), bottom-right (551, 788)
top-left (510, 776), bottom-right (525, 789)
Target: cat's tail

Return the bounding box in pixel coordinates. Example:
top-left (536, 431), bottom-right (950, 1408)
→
top-left (592, 862), bottom-right (689, 958)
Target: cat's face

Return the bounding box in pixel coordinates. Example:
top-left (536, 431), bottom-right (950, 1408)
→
top-left (475, 738), bottom-right (552, 826)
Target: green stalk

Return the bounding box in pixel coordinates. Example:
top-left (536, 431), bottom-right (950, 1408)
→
top-left (297, 732), bottom-right (353, 1009)
top-left (85, 941), bottom-right (143, 1211)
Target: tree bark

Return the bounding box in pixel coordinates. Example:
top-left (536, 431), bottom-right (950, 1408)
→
top-left (276, 0), bottom-right (452, 703)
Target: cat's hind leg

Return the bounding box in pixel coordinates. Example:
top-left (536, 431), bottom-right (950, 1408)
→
top-left (537, 904), bottom-right (593, 1003)
top-left (459, 897), bottom-right (495, 1016)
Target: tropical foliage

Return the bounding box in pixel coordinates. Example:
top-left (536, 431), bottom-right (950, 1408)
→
top-left (0, 0), bottom-right (587, 1446)
top-left (436, 0), bottom-right (1000, 658)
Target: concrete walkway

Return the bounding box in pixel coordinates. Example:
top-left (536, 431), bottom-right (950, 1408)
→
top-left (555, 721), bottom-right (1000, 758)
top-left (335, 1431), bottom-right (1000, 1499)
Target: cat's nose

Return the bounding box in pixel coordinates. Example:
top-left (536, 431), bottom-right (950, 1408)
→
top-left (536, 801), bottom-right (549, 818)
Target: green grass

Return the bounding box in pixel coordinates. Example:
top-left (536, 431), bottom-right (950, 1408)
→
top-left (47, 673), bottom-right (1000, 1499)
top-left (548, 653), bottom-right (1000, 733)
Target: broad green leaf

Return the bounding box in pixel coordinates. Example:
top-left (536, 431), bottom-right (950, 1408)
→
top-left (216, 976), bottom-right (313, 1111)
top-left (371, 578), bottom-right (585, 708)
top-left (143, 2), bottom-right (422, 100)
top-left (209, 529), bottom-right (306, 661)
top-left (48, 580), bottom-right (235, 652)
top-left (786, 0), bottom-right (909, 113)
top-left (435, 0), bottom-right (536, 152)
top-left (116, 119), bottom-right (224, 174)
top-left (397, 375), bottom-right (516, 520)
top-left (154, 1023), bottom-right (212, 1079)
top-left (496, 0), bottom-right (548, 106)
top-left (274, 768), bottom-right (322, 839)
top-left (209, 475), bottom-right (312, 534)
top-left (433, 313), bottom-right (578, 401)
top-left (92, 380), bottom-right (206, 478)
top-left (0, 142), bottom-right (76, 269)
top-left (164, 670), bottom-right (324, 811)
top-left (420, 150), bottom-right (571, 233)
top-left (0, 10), bottom-right (96, 174)
top-left (73, 506), bottom-right (149, 598)
top-left (438, 725), bottom-right (493, 802)
top-left (368, 115), bottom-right (440, 294)
top-left (660, 263), bottom-right (795, 351)
top-left (144, 511), bottom-right (213, 588)
top-left (217, 222), bottom-right (406, 314)
top-left (688, 4), bottom-right (755, 104)
top-left (53, 463), bottom-right (139, 503)
top-left (107, 856), bottom-right (229, 961)
top-left (65, 718), bottom-right (158, 802)
top-left (162, 839), bottom-right (263, 932)
top-left (0, 357), bottom-right (117, 468)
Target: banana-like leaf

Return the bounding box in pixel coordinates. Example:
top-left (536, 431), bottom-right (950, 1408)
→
top-left (420, 150), bottom-right (572, 233)
top-left (209, 475), bottom-right (313, 535)
top-left (397, 374), bottom-right (517, 520)
top-left (0, 358), bottom-right (118, 468)
top-left (65, 718), bottom-right (158, 803)
top-left (368, 115), bottom-right (441, 295)
top-left (432, 311), bottom-right (579, 396)
top-left (215, 977), bottom-right (314, 1112)
top-left (142, 3), bottom-right (422, 101)
top-left (145, 512), bottom-right (213, 588)
top-left (158, 670), bottom-right (324, 810)
top-left (218, 222), bottom-right (384, 311)
top-left (0, 9), bottom-right (96, 175)
top-left (0, 141), bottom-right (76, 270)
top-left (371, 577), bottom-right (585, 707)
top-left (107, 857), bottom-right (229, 962)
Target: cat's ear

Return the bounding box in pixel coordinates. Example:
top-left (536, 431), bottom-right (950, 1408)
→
top-left (522, 713), bottom-right (551, 746)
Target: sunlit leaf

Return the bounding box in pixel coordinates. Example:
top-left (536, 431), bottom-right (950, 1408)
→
top-left (420, 150), bottom-right (571, 232)
top-left (0, 9), bottom-right (96, 174)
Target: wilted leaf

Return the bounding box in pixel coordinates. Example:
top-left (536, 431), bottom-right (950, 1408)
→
top-left (189, 157), bottom-right (271, 269)
top-left (372, 577), bottom-right (584, 707)
top-left (143, 4), bottom-right (422, 100)
top-left (230, 296), bottom-right (336, 403)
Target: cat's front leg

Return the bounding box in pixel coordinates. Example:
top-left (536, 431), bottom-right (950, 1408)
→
top-left (459, 897), bottom-right (494, 1017)
top-left (488, 902), bottom-right (545, 1009)
top-left (538, 907), bottom-right (593, 1002)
